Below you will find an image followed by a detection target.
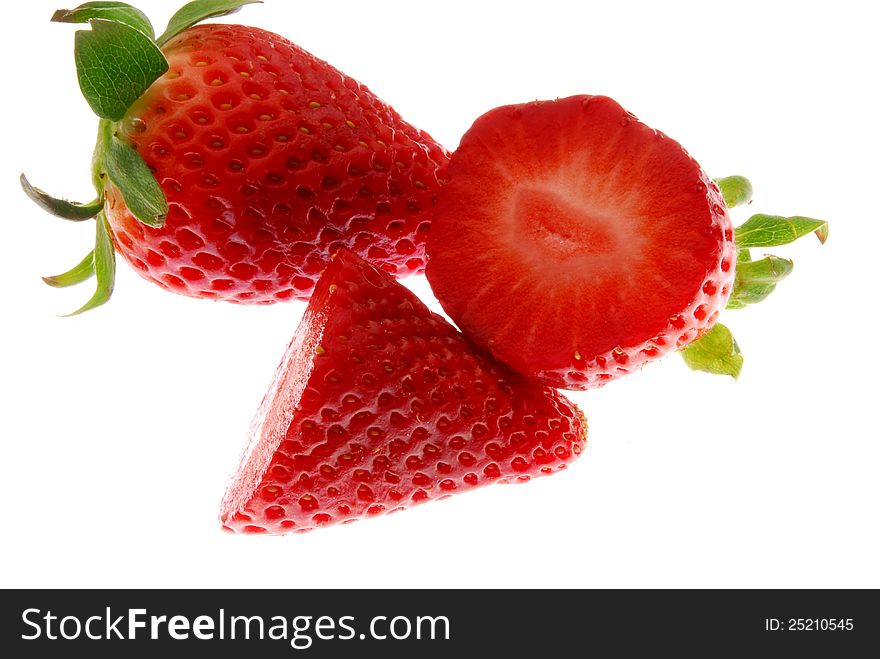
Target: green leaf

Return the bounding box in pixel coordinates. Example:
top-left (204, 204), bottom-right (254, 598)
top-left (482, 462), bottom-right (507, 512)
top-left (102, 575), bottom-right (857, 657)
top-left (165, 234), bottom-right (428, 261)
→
top-left (680, 323), bottom-right (743, 380)
top-left (735, 214), bottom-right (829, 248)
top-left (65, 213), bottom-right (116, 316)
top-left (727, 255), bottom-right (793, 309)
top-left (102, 127), bottom-right (168, 227)
top-left (715, 175), bottom-right (753, 208)
top-left (74, 18), bottom-right (168, 120)
top-left (20, 173), bottom-right (103, 221)
top-left (157, 0), bottom-right (262, 46)
top-left (52, 2), bottom-right (154, 39)
top-left (43, 251), bottom-right (95, 288)
top-left (735, 255), bottom-right (794, 285)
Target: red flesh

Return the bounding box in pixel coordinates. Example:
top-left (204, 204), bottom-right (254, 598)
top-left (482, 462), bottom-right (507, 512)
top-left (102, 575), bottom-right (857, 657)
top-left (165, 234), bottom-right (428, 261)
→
top-left (426, 95), bottom-right (736, 389)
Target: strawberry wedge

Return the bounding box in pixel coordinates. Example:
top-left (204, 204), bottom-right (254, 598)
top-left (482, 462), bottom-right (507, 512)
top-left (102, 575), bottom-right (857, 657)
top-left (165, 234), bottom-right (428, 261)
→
top-left (221, 250), bottom-right (586, 534)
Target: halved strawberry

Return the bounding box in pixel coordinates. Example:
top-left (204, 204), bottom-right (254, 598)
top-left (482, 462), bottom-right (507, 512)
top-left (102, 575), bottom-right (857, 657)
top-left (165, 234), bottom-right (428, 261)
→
top-left (426, 95), bottom-right (737, 389)
top-left (220, 250), bottom-right (586, 534)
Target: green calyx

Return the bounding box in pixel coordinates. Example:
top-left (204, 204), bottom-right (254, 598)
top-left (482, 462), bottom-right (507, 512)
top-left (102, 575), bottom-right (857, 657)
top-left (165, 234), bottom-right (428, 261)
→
top-left (20, 174), bottom-right (103, 220)
top-left (157, 0), bottom-right (263, 46)
top-left (715, 175), bottom-right (753, 209)
top-left (22, 0), bottom-right (260, 315)
top-left (51, 2), bottom-right (155, 38)
top-left (680, 323), bottom-right (743, 380)
top-left (74, 19), bottom-right (168, 121)
top-left (94, 119), bottom-right (167, 227)
top-left (680, 176), bottom-right (829, 379)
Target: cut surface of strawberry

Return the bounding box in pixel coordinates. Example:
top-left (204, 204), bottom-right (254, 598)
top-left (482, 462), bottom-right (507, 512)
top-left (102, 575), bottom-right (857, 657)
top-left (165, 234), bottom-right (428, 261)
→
top-left (221, 250), bottom-right (586, 534)
top-left (426, 95), bottom-right (737, 389)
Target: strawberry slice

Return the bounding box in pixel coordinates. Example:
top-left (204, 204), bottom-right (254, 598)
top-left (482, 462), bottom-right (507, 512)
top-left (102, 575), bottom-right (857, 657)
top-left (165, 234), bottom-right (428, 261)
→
top-left (221, 250), bottom-right (586, 534)
top-left (426, 95), bottom-right (737, 389)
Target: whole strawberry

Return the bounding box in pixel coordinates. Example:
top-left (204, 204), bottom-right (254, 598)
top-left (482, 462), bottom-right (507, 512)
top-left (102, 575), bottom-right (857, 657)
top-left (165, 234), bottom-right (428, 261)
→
top-left (24, 1), bottom-right (448, 312)
top-left (221, 249), bottom-right (586, 534)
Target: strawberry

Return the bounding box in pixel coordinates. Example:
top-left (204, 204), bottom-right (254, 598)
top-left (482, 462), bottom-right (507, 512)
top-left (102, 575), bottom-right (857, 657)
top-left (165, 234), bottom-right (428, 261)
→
top-left (426, 95), bottom-right (738, 389)
top-left (109, 24), bottom-right (447, 303)
top-left (220, 249), bottom-right (586, 534)
top-left (24, 1), bottom-right (448, 312)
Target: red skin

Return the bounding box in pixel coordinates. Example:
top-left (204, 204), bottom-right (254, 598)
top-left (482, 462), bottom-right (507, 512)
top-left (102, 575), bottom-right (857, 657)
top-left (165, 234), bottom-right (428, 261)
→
top-left (106, 24), bottom-right (449, 303)
top-left (426, 95), bottom-right (736, 390)
top-left (220, 250), bottom-right (586, 534)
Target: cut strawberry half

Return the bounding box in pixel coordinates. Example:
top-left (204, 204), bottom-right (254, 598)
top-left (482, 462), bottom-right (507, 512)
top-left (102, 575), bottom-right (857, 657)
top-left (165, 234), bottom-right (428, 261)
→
top-left (426, 95), bottom-right (737, 389)
top-left (220, 250), bottom-right (586, 534)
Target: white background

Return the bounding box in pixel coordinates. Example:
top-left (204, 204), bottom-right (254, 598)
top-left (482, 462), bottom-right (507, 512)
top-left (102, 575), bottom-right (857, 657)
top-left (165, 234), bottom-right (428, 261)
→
top-left (1, 0), bottom-right (878, 588)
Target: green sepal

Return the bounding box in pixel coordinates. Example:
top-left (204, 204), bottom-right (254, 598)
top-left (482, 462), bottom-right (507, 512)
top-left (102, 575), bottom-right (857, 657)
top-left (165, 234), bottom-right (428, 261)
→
top-left (735, 214), bottom-right (829, 248)
top-left (65, 213), bottom-right (116, 316)
top-left (43, 251), bottom-right (96, 288)
top-left (74, 18), bottom-right (168, 120)
top-left (52, 2), bottom-right (155, 39)
top-left (100, 122), bottom-right (168, 227)
top-left (715, 175), bottom-right (753, 208)
top-left (20, 173), bottom-right (103, 221)
top-left (157, 0), bottom-right (262, 46)
top-left (727, 255), bottom-right (793, 309)
top-left (680, 323), bottom-right (743, 380)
